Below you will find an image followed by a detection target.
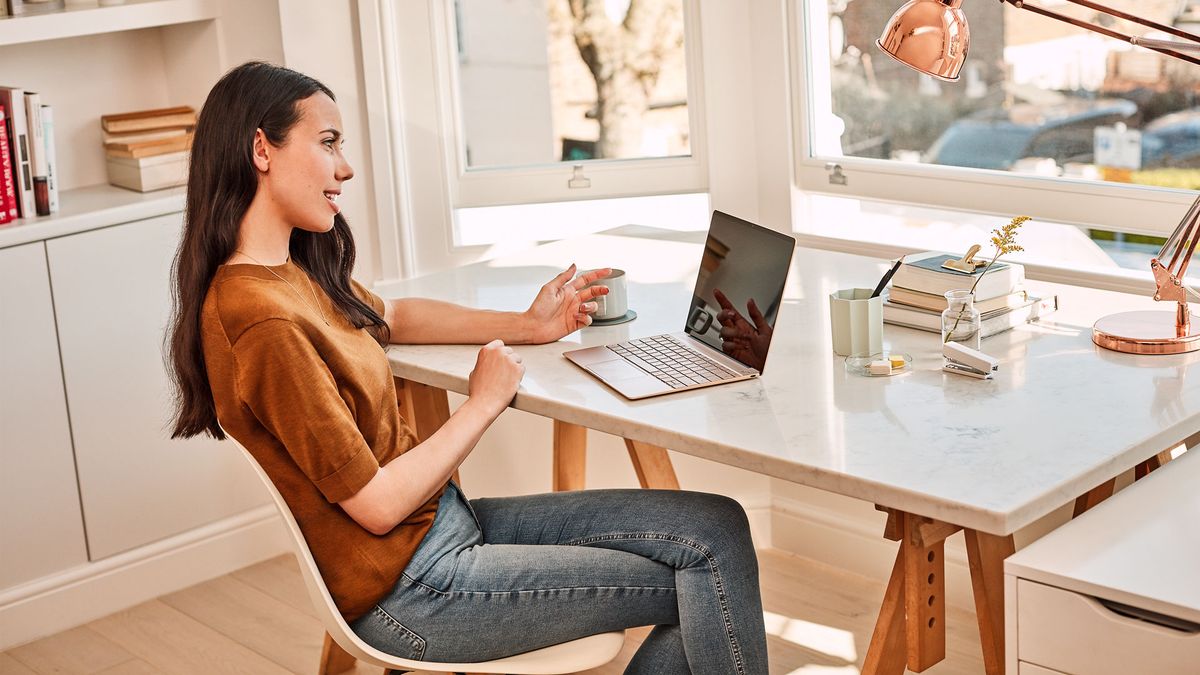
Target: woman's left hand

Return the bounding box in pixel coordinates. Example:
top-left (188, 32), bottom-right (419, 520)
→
top-left (524, 265), bottom-right (611, 343)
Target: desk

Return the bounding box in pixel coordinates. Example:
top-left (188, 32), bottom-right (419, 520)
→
top-left (381, 228), bottom-right (1200, 674)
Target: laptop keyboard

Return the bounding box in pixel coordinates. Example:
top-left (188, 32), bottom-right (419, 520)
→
top-left (607, 335), bottom-right (740, 389)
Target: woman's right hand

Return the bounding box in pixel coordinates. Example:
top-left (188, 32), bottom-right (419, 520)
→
top-left (468, 339), bottom-right (525, 416)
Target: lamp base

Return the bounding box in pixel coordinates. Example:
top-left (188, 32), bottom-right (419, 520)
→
top-left (1092, 310), bottom-right (1200, 354)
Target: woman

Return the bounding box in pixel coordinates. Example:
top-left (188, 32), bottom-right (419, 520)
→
top-left (167, 61), bottom-right (767, 674)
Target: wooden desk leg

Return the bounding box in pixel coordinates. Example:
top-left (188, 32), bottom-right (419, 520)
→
top-left (319, 632), bottom-right (356, 675)
top-left (1072, 478), bottom-right (1116, 518)
top-left (865, 510), bottom-right (964, 674)
top-left (965, 530), bottom-right (1016, 675)
top-left (553, 421), bottom-right (588, 491)
top-left (624, 439), bottom-right (681, 490)
top-left (395, 377), bottom-right (456, 482)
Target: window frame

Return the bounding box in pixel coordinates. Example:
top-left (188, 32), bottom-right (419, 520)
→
top-left (429, 0), bottom-right (711, 209)
top-left (787, 0), bottom-right (1197, 240)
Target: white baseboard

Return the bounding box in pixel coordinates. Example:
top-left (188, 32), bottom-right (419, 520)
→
top-left (0, 506), bottom-right (290, 650)
top-left (769, 494), bottom-right (977, 612)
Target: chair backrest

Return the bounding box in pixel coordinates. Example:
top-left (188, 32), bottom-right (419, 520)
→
top-left (230, 438), bottom-right (407, 668)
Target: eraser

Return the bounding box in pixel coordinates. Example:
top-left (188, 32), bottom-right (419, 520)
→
top-left (889, 355), bottom-right (906, 368)
top-left (869, 360), bottom-right (892, 375)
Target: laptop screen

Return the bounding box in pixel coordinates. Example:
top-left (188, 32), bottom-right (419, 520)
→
top-left (682, 211), bottom-right (795, 373)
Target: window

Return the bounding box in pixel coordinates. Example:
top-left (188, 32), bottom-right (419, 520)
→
top-left (440, 0), bottom-right (707, 207)
top-left (792, 0), bottom-right (1200, 252)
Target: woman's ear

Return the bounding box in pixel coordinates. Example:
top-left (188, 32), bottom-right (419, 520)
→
top-left (251, 128), bottom-right (270, 173)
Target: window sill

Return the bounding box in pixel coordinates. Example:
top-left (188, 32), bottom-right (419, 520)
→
top-left (791, 189), bottom-right (1165, 298)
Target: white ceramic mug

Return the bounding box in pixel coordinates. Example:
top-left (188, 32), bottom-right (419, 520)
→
top-left (829, 288), bottom-right (883, 357)
top-left (586, 269), bottom-right (628, 321)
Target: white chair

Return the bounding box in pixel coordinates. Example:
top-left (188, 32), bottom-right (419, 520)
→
top-left (233, 441), bottom-right (625, 675)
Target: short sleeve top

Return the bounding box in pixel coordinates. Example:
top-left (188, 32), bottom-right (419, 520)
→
top-left (200, 260), bottom-right (442, 622)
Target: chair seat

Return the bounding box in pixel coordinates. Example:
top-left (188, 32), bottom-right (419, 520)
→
top-left (361, 628), bottom-right (626, 674)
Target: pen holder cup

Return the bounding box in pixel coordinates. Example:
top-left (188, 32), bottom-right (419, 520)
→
top-left (829, 288), bottom-right (883, 357)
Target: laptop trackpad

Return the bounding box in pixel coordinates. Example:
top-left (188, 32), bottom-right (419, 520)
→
top-left (589, 360), bottom-right (647, 381)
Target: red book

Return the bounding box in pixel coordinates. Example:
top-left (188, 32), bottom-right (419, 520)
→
top-left (0, 104), bottom-right (17, 223)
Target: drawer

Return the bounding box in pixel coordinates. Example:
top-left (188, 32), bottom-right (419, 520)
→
top-left (1017, 579), bottom-right (1200, 674)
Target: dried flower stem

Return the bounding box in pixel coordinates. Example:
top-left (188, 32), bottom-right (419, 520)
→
top-left (944, 216), bottom-right (1029, 343)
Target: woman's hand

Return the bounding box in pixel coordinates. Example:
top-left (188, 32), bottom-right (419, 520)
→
top-left (467, 339), bottom-right (525, 416)
top-left (523, 265), bottom-right (612, 343)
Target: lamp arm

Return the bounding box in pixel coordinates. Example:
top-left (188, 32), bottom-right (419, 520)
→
top-left (1151, 194), bottom-right (1200, 305)
top-left (1001, 0), bottom-right (1200, 67)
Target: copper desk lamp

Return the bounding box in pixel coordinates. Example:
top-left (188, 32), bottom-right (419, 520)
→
top-left (878, 1), bottom-right (1200, 82)
top-left (1092, 195), bottom-right (1200, 355)
top-left (877, 0), bottom-right (1200, 353)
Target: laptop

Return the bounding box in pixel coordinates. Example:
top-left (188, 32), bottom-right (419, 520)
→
top-left (564, 210), bottom-right (795, 400)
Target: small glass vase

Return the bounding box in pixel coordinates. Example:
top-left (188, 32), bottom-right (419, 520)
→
top-left (941, 290), bottom-right (981, 349)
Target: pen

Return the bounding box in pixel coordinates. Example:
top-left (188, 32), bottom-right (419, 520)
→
top-left (870, 256), bottom-right (904, 298)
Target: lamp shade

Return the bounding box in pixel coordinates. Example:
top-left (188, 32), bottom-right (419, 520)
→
top-left (877, 0), bottom-right (970, 81)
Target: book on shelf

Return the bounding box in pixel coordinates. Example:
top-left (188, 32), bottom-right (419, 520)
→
top-left (101, 106), bottom-right (197, 134)
top-left (0, 86), bottom-right (35, 219)
top-left (883, 293), bottom-right (1059, 339)
top-left (0, 106), bottom-right (16, 224)
top-left (106, 152), bottom-right (189, 192)
top-left (24, 91), bottom-right (50, 216)
top-left (102, 126), bottom-right (192, 145)
top-left (890, 251), bottom-right (1025, 300)
top-left (887, 285), bottom-right (1031, 314)
top-left (105, 131), bottom-right (194, 159)
top-left (42, 104), bottom-right (58, 213)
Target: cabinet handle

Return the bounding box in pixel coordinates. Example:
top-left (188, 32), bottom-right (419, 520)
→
top-left (1095, 597), bottom-right (1200, 634)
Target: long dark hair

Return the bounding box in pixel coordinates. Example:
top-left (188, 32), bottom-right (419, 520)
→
top-left (167, 61), bottom-right (389, 441)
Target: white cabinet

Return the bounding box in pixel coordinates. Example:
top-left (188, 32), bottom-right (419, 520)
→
top-left (1005, 448), bottom-right (1200, 675)
top-left (0, 242), bottom-right (89, 587)
top-left (45, 214), bottom-right (267, 559)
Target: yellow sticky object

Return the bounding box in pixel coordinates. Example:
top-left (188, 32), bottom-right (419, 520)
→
top-left (889, 355), bottom-right (906, 368)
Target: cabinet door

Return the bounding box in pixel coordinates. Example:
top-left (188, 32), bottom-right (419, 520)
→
top-left (46, 215), bottom-right (268, 560)
top-left (0, 242), bottom-right (89, 587)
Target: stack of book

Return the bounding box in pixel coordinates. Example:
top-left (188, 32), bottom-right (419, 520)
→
top-left (883, 252), bottom-right (1058, 339)
top-left (0, 85), bottom-right (60, 223)
top-left (102, 106), bottom-right (195, 192)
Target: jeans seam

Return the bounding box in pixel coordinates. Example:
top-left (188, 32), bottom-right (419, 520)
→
top-left (564, 532), bottom-right (746, 675)
top-left (406, 575), bottom-right (676, 598)
top-left (371, 605), bottom-right (426, 659)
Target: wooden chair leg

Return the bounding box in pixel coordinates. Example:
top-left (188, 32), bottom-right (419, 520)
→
top-left (1072, 477), bottom-right (1116, 518)
top-left (319, 632), bottom-right (356, 674)
top-left (624, 439), bottom-right (680, 489)
top-left (553, 420), bottom-right (587, 491)
top-left (965, 530), bottom-right (1016, 675)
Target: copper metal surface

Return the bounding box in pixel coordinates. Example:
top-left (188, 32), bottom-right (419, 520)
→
top-left (1093, 310), bottom-right (1200, 355)
top-left (876, 0), bottom-right (969, 82)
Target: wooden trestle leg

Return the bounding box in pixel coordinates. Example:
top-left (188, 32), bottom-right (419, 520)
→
top-left (864, 508), bottom-right (1013, 675)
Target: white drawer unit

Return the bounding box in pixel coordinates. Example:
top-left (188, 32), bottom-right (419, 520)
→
top-left (1005, 447), bottom-right (1200, 675)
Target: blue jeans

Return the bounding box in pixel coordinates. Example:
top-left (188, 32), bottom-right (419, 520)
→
top-left (350, 482), bottom-right (768, 674)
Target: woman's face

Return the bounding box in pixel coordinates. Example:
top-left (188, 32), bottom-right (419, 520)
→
top-left (261, 92), bottom-right (354, 233)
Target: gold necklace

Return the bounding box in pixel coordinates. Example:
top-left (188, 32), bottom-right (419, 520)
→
top-left (235, 250), bottom-right (331, 326)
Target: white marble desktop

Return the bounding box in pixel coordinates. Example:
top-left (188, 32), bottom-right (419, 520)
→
top-left (382, 229), bottom-right (1200, 535)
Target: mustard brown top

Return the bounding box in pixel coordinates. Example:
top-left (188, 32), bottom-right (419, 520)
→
top-left (200, 261), bottom-right (442, 621)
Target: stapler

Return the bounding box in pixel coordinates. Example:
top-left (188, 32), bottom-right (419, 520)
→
top-left (942, 342), bottom-right (999, 380)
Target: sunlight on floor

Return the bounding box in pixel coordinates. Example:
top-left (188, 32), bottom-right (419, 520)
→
top-left (763, 609), bottom-right (858, 662)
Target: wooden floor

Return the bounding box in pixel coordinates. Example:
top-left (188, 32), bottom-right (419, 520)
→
top-left (0, 549), bottom-right (983, 675)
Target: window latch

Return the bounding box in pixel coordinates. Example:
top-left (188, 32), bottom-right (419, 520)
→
top-left (568, 164), bottom-right (591, 189)
top-left (826, 162), bottom-right (847, 186)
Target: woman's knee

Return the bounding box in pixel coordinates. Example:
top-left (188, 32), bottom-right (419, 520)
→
top-left (676, 491), bottom-right (752, 543)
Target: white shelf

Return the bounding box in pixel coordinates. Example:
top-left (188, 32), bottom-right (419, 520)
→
top-left (0, 0), bottom-right (216, 47)
top-left (0, 183), bottom-right (184, 248)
